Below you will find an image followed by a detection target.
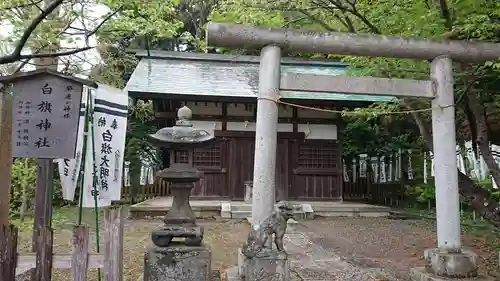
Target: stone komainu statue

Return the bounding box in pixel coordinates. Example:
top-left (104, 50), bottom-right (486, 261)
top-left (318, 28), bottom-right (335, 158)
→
top-left (241, 201), bottom-right (295, 258)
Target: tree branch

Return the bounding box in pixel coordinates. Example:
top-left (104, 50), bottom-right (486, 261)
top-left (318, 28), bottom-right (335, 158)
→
top-left (297, 9), bottom-right (337, 31)
top-left (234, 1), bottom-right (331, 13)
top-left (0, 0), bottom-right (43, 10)
top-left (30, 0), bottom-right (45, 13)
top-left (438, 0), bottom-right (453, 30)
top-left (85, 5), bottom-right (124, 39)
top-left (1, 47), bottom-right (93, 65)
top-left (1, 0), bottom-right (65, 65)
top-left (5, 12), bottom-right (79, 73)
top-left (333, 0), bottom-right (380, 34)
top-left (343, 14), bottom-right (356, 33)
top-left (0, 0), bottom-right (104, 67)
top-left (282, 15), bottom-right (309, 28)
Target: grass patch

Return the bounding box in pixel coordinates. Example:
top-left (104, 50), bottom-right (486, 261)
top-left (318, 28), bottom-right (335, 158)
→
top-left (403, 207), bottom-right (500, 250)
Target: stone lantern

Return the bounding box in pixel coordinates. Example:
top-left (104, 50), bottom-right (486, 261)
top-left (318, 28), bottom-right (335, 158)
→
top-left (144, 105), bottom-right (214, 281)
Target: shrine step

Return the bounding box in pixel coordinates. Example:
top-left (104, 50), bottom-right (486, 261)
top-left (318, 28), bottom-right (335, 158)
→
top-left (231, 210), bottom-right (251, 220)
top-left (229, 203), bottom-right (311, 220)
top-left (128, 198), bottom-right (390, 220)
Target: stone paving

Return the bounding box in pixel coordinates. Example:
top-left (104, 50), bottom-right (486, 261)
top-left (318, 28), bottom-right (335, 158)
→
top-left (284, 223), bottom-right (394, 281)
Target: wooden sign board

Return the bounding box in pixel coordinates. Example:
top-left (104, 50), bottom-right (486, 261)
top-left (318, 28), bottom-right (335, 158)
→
top-left (11, 74), bottom-right (83, 159)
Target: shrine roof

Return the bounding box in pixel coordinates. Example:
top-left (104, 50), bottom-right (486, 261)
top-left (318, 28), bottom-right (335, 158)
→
top-left (0, 68), bottom-right (97, 88)
top-left (125, 50), bottom-right (395, 102)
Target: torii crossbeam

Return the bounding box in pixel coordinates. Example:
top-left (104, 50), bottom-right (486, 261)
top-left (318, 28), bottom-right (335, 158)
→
top-left (206, 22), bottom-right (500, 281)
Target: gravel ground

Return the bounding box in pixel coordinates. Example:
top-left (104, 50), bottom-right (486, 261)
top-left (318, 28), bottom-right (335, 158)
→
top-left (300, 217), bottom-right (500, 280)
top-left (14, 207), bottom-right (500, 281)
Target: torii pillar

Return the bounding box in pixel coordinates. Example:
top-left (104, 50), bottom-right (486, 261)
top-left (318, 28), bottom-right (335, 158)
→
top-left (251, 45), bottom-right (281, 233)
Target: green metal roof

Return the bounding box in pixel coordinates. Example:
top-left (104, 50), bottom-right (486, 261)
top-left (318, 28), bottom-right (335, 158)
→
top-left (125, 51), bottom-right (395, 102)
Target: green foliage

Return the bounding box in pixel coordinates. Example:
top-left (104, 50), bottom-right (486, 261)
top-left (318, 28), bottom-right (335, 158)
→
top-left (125, 99), bottom-right (161, 170)
top-left (0, 35), bottom-right (19, 75)
top-left (97, 0), bottom-right (183, 39)
top-left (90, 50), bottom-right (138, 88)
top-left (210, 0), bottom-right (285, 27)
top-left (1, 0), bottom-right (84, 58)
top-left (477, 179), bottom-right (500, 202)
top-left (412, 182), bottom-right (435, 203)
top-left (341, 101), bottom-right (422, 158)
top-left (342, 120), bottom-right (408, 157)
top-left (9, 158), bottom-right (36, 217)
top-left (124, 99), bottom-right (161, 202)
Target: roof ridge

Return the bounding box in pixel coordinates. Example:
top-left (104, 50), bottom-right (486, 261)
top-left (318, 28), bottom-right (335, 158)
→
top-left (129, 50), bottom-right (348, 67)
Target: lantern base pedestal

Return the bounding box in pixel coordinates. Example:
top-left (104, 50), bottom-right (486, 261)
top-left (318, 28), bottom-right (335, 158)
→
top-left (144, 245), bottom-right (211, 281)
top-left (151, 225), bottom-right (204, 247)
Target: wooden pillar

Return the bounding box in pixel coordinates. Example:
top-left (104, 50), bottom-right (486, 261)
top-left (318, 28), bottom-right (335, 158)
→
top-left (0, 85), bottom-right (12, 226)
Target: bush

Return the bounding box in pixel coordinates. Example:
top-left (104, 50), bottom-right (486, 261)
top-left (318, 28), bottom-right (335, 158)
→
top-left (10, 158), bottom-right (36, 217)
top-left (406, 176), bottom-right (500, 211)
top-left (10, 158), bottom-right (66, 218)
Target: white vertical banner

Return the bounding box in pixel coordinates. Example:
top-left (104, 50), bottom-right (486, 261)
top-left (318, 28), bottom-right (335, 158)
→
top-left (359, 154), bottom-right (368, 178)
top-left (82, 116), bottom-right (111, 208)
top-left (379, 156), bottom-right (386, 183)
top-left (82, 90), bottom-right (110, 208)
top-left (351, 158), bottom-right (357, 183)
top-left (394, 152), bottom-right (399, 180)
top-left (423, 152), bottom-right (428, 184)
top-left (82, 84), bottom-right (128, 207)
top-left (388, 155), bottom-right (393, 182)
top-left (430, 151), bottom-right (435, 177)
top-left (94, 84), bottom-right (128, 201)
top-left (371, 156), bottom-right (379, 183)
top-left (148, 166), bottom-right (155, 185)
top-left (407, 149), bottom-right (414, 180)
top-left (123, 161), bottom-right (131, 187)
top-left (397, 148), bottom-right (402, 180)
top-left (57, 87), bottom-right (88, 201)
top-left (475, 155), bottom-right (482, 179)
top-left (464, 141), bottom-right (477, 179)
top-left (140, 163), bottom-right (147, 185)
top-left (456, 145), bottom-right (466, 174)
top-left (479, 152), bottom-right (489, 180)
top-left (492, 144), bottom-right (500, 189)
top-left (343, 159), bottom-right (349, 182)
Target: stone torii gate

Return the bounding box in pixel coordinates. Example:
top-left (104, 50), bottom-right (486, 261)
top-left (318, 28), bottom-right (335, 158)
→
top-left (206, 22), bottom-right (500, 280)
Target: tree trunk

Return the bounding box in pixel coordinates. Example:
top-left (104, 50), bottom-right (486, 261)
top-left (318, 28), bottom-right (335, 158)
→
top-left (0, 85), bottom-right (12, 226)
top-left (129, 168), bottom-right (141, 205)
top-left (401, 98), bottom-right (500, 227)
top-left (466, 91), bottom-right (500, 187)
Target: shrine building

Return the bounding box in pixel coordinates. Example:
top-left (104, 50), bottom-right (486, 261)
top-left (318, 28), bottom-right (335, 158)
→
top-left (125, 51), bottom-right (393, 202)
